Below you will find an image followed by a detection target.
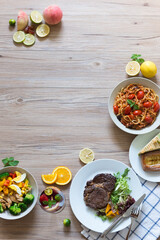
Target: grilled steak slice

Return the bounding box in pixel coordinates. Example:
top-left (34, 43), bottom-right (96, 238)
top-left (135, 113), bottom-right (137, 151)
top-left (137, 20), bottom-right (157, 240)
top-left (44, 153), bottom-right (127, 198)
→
top-left (84, 173), bottom-right (116, 210)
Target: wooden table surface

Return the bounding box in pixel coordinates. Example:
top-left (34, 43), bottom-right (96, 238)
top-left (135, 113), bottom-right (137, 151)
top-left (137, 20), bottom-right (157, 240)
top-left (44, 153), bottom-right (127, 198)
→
top-left (0, 0), bottom-right (160, 239)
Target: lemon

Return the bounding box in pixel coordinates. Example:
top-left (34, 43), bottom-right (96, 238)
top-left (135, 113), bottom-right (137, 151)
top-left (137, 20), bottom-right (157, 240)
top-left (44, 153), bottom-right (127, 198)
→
top-left (30, 11), bottom-right (43, 24)
top-left (140, 61), bottom-right (157, 78)
top-left (79, 148), bottom-right (95, 164)
top-left (125, 61), bottom-right (140, 76)
top-left (23, 34), bottom-right (35, 46)
top-left (13, 31), bottom-right (25, 43)
top-left (36, 24), bottom-right (50, 38)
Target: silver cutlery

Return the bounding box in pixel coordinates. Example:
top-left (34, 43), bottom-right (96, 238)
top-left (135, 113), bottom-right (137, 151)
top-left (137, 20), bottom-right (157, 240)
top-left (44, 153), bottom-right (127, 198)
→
top-left (125, 206), bottom-right (140, 240)
top-left (100, 193), bottom-right (146, 238)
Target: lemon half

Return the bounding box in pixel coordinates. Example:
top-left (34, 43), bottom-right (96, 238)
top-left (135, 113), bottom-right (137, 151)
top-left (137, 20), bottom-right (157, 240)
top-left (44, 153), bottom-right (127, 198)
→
top-left (126, 61), bottom-right (140, 76)
top-left (36, 24), bottom-right (50, 38)
top-left (79, 148), bottom-right (95, 164)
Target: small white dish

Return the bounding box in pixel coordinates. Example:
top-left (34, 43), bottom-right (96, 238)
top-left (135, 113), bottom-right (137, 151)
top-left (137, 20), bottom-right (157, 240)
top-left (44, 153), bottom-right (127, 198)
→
top-left (69, 159), bottom-right (143, 233)
top-left (108, 77), bottom-right (160, 135)
top-left (129, 129), bottom-right (160, 182)
top-left (0, 166), bottom-right (38, 220)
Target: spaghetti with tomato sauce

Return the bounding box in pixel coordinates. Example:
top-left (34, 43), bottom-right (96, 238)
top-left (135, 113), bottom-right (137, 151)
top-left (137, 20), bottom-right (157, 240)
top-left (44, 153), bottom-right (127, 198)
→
top-left (113, 84), bottom-right (159, 130)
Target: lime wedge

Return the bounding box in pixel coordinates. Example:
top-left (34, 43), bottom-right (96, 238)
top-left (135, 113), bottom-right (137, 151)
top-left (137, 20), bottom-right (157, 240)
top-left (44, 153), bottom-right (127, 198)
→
top-left (23, 34), bottom-right (35, 46)
top-left (30, 11), bottom-right (43, 24)
top-left (13, 31), bottom-right (25, 43)
top-left (36, 24), bottom-right (50, 38)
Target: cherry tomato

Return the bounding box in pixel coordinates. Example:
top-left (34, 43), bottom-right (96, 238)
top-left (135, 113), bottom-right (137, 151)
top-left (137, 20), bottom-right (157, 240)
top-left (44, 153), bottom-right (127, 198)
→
top-left (145, 116), bottom-right (153, 124)
top-left (128, 94), bottom-right (135, 99)
top-left (143, 102), bottom-right (152, 108)
top-left (133, 110), bottom-right (142, 115)
top-left (113, 105), bottom-right (118, 114)
top-left (9, 173), bottom-right (16, 178)
top-left (124, 105), bottom-right (131, 115)
top-left (137, 91), bottom-right (144, 100)
top-left (154, 102), bottom-right (160, 112)
top-left (128, 114), bottom-right (134, 120)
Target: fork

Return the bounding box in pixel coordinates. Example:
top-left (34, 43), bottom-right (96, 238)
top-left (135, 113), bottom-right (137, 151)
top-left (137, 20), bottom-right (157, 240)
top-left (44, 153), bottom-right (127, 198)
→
top-left (125, 207), bottom-right (140, 240)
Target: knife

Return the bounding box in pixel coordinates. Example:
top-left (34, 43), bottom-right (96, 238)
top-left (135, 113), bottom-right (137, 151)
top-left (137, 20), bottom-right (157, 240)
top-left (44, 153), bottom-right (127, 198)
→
top-left (100, 193), bottom-right (146, 238)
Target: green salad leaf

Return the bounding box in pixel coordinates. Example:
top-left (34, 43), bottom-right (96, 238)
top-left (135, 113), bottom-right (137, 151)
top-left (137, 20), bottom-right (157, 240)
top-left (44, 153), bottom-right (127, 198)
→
top-left (111, 168), bottom-right (131, 205)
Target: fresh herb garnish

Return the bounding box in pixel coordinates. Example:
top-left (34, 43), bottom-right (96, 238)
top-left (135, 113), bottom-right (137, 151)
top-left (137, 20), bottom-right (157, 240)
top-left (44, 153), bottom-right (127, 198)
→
top-left (131, 54), bottom-right (145, 64)
top-left (127, 99), bottom-right (139, 110)
top-left (2, 157), bottom-right (19, 167)
top-left (42, 200), bottom-right (56, 208)
top-left (122, 168), bottom-right (130, 178)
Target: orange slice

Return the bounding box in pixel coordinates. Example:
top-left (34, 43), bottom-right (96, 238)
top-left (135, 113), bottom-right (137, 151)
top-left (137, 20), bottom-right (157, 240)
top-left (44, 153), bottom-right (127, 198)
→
top-left (41, 173), bottom-right (57, 184)
top-left (52, 166), bottom-right (72, 185)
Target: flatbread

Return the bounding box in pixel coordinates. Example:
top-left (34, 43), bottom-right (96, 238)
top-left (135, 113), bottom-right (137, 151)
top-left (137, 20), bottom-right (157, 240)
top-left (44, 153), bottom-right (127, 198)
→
top-left (139, 133), bottom-right (160, 154)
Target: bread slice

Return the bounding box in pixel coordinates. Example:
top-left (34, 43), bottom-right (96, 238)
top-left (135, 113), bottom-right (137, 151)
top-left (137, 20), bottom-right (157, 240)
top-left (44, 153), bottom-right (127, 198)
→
top-left (141, 150), bottom-right (160, 171)
top-left (139, 133), bottom-right (160, 155)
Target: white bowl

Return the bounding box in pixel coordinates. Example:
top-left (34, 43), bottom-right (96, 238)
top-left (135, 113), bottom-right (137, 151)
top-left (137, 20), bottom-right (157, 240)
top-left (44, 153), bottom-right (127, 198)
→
top-left (0, 166), bottom-right (38, 220)
top-left (108, 77), bottom-right (160, 135)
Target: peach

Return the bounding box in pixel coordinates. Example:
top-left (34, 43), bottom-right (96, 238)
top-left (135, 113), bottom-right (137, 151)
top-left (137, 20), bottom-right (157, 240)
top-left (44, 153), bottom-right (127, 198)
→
top-left (17, 11), bottom-right (28, 30)
top-left (43, 5), bottom-right (63, 25)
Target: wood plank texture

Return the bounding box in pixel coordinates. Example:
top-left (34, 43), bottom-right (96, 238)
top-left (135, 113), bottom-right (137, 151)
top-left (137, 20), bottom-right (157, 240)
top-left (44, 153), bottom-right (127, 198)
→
top-left (0, 0), bottom-right (159, 239)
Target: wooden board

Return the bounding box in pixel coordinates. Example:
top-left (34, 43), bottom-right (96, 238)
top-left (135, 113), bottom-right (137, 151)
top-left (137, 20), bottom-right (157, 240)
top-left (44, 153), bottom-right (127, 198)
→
top-left (0, 0), bottom-right (159, 239)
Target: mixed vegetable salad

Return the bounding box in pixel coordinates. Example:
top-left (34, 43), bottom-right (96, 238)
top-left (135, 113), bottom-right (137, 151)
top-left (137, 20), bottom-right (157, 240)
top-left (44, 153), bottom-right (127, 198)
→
top-left (97, 168), bottom-right (135, 221)
top-left (0, 171), bottom-right (34, 215)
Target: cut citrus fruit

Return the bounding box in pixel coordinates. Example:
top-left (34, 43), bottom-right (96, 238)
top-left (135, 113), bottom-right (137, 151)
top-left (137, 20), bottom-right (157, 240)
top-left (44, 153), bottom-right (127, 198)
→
top-left (52, 166), bottom-right (72, 185)
top-left (23, 34), bottom-right (35, 46)
top-left (36, 24), bottom-right (50, 37)
top-left (140, 61), bottom-right (157, 78)
top-left (79, 148), bottom-right (95, 164)
top-left (13, 31), bottom-right (25, 43)
top-left (126, 61), bottom-right (140, 76)
top-left (30, 11), bottom-right (43, 24)
top-left (41, 173), bottom-right (57, 184)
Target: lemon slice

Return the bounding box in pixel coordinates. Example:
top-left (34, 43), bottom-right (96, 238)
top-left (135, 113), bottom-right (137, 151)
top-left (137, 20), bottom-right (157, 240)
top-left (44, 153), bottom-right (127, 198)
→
top-left (79, 148), bottom-right (95, 164)
top-left (13, 31), bottom-right (25, 43)
top-left (30, 11), bottom-right (43, 24)
top-left (126, 61), bottom-right (140, 76)
top-left (36, 24), bottom-right (50, 37)
top-left (23, 34), bottom-right (35, 46)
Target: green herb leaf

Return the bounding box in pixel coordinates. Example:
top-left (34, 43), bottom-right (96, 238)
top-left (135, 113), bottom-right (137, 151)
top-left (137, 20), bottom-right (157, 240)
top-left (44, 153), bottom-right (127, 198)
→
top-left (48, 200), bottom-right (56, 208)
top-left (9, 161), bottom-right (19, 166)
top-left (122, 168), bottom-right (129, 177)
top-left (42, 201), bottom-right (48, 205)
top-left (2, 157), bottom-right (19, 167)
top-left (127, 99), bottom-right (139, 110)
top-left (131, 54), bottom-right (145, 65)
top-left (2, 158), bottom-right (9, 166)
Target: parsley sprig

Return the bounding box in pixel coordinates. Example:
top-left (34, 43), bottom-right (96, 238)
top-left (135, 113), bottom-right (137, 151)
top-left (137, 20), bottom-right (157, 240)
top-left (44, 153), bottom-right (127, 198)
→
top-left (2, 157), bottom-right (19, 167)
top-left (131, 54), bottom-right (145, 64)
top-left (127, 99), bottom-right (139, 110)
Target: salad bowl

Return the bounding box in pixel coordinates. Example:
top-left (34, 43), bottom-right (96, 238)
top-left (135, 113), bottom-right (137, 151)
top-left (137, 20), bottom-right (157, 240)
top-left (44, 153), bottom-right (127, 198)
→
top-left (0, 166), bottom-right (38, 220)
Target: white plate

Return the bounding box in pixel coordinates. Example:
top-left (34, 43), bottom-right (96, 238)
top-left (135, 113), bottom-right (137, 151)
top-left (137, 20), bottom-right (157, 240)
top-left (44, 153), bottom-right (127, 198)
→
top-left (69, 159), bottom-right (142, 233)
top-left (129, 129), bottom-right (160, 182)
top-left (108, 77), bottom-right (160, 135)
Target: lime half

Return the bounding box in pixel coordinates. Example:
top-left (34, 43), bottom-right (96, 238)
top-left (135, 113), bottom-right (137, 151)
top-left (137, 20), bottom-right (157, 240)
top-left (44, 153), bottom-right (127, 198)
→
top-left (23, 34), bottom-right (35, 46)
top-left (30, 11), bottom-right (43, 24)
top-left (13, 31), bottom-right (25, 43)
top-left (36, 24), bottom-right (50, 38)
